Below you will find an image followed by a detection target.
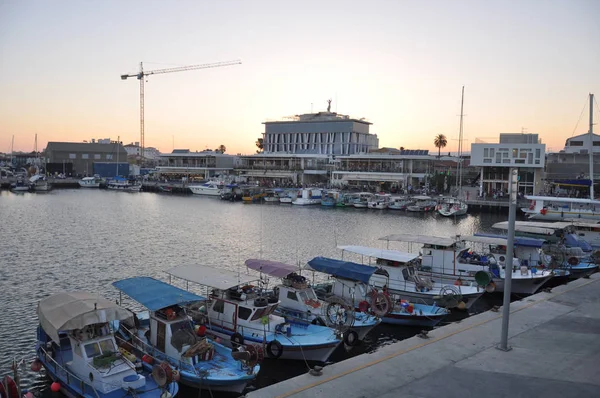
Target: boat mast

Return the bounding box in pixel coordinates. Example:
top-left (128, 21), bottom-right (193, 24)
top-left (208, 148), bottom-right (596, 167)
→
top-left (10, 135), bottom-right (14, 166)
top-left (457, 86), bottom-right (465, 196)
top-left (116, 136), bottom-right (120, 177)
top-left (589, 93), bottom-right (595, 200)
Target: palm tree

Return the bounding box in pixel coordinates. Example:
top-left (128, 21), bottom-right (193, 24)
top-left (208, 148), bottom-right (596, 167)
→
top-left (217, 144), bottom-right (226, 154)
top-left (255, 137), bottom-right (264, 153)
top-left (433, 134), bottom-right (447, 158)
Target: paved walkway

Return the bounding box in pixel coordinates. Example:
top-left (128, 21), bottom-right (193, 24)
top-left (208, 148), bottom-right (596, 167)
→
top-left (247, 274), bottom-right (600, 398)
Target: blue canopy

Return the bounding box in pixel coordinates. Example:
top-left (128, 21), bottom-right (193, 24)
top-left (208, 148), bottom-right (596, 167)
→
top-left (306, 257), bottom-right (377, 284)
top-left (112, 277), bottom-right (205, 311)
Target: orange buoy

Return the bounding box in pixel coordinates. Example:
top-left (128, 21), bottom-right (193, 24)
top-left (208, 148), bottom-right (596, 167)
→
top-left (50, 381), bottom-right (61, 392)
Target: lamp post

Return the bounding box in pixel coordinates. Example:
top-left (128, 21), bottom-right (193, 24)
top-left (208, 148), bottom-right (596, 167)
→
top-left (498, 167), bottom-right (518, 351)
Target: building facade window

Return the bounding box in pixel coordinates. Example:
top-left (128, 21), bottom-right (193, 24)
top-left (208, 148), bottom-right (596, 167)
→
top-left (82, 154), bottom-right (89, 159)
top-left (69, 154), bottom-right (76, 159)
top-left (106, 154), bottom-right (113, 160)
top-left (94, 154), bottom-right (101, 159)
top-left (569, 141), bottom-right (583, 146)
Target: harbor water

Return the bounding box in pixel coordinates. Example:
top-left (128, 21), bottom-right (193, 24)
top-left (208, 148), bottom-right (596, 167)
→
top-left (0, 189), bottom-right (507, 396)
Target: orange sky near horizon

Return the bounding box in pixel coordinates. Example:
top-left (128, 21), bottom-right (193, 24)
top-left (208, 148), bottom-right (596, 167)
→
top-left (1, 1), bottom-right (599, 156)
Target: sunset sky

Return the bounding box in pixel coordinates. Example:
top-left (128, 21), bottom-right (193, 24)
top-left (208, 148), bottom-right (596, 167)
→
top-left (1, 0), bottom-right (599, 155)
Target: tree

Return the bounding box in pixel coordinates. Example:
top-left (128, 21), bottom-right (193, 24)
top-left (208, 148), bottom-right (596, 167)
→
top-left (255, 137), bottom-right (264, 153)
top-left (217, 144), bottom-right (226, 154)
top-left (433, 134), bottom-right (447, 158)
top-left (399, 146), bottom-right (405, 151)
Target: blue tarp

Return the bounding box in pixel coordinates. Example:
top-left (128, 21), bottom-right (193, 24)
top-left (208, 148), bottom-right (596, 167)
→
top-left (112, 277), bottom-right (205, 311)
top-left (307, 257), bottom-right (377, 284)
top-left (564, 234), bottom-right (593, 252)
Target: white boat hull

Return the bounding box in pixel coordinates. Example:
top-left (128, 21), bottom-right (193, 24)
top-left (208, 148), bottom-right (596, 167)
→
top-left (107, 184), bottom-right (141, 192)
top-left (207, 329), bottom-right (339, 362)
top-left (189, 186), bottom-right (221, 196)
top-left (353, 203), bottom-right (368, 208)
top-left (78, 181), bottom-right (100, 188)
top-left (292, 198), bottom-right (320, 205)
top-left (523, 209), bottom-right (600, 221)
top-left (438, 207), bottom-right (468, 217)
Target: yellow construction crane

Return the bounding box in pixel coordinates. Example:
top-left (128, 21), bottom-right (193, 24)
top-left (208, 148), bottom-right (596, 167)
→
top-left (121, 60), bottom-right (242, 163)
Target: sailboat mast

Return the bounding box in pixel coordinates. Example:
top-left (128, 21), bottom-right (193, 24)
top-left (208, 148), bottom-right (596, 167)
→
top-left (457, 86), bottom-right (465, 195)
top-left (589, 93), bottom-right (595, 200)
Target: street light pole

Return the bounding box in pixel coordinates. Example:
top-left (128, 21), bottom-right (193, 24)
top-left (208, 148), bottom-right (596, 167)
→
top-left (498, 167), bottom-right (518, 351)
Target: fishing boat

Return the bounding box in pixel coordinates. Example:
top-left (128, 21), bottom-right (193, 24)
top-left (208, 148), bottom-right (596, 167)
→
top-left (157, 185), bottom-right (173, 193)
top-left (220, 183), bottom-right (243, 201)
top-left (406, 196), bottom-right (437, 212)
top-left (374, 235), bottom-right (552, 295)
top-left (165, 265), bottom-right (343, 362)
top-left (388, 196), bottom-right (413, 210)
top-left (491, 222), bottom-right (598, 278)
top-left (367, 193), bottom-right (391, 209)
top-left (188, 180), bottom-right (224, 196)
top-left (78, 176), bottom-right (102, 188)
top-left (437, 197), bottom-right (468, 217)
top-left (321, 190), bottom-right (341, 206)
top-left (241, 187), bottom-right (265, 203)
top-left (342, 241), bottom-right (484, 309)
top-left (292, 188), bottom-right (322, 205)
top-left (337, 192), bottom-right (359, 207)
top-left (306, 257), bottom-right (449, 327)
top-left (521, 196), bottom-right (600, 221)
top-left (112, 277), bottom-right (260, 393)
top-left (263, 189), bottom-right (283, 203)
top-left (35, 292), bottom-right (179, 397)
top-left (107, 176), bottom-right (142, 192)
top-left (352, 192), bottom-right (373, 208)
top-left (244, 259), bottom-right (380, 345)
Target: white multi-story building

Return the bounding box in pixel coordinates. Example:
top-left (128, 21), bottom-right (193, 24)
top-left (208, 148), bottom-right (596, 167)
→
top-left (563, 132), bottom-right (600, 154)
top-left (157, 149), bottom-right (236, 179)
top-left (263, 109), bottom-right (378, 155)
top-left (470, 133), bottom-right (546, 195)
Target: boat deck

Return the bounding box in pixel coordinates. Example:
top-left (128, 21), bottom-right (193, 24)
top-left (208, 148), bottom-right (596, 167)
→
top-left (247, 273), bottom-right (600, 398)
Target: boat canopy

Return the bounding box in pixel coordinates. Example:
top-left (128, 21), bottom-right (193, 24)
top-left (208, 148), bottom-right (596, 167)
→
top-left (472, 234), bottom-right (547, 248)
top-left (379, 234), bottom-right (455, 247)
top-left (165, 265), bottom-right (256, 290)
top-left (306, 257), bottom-right (377, 284)
top-left (112, 276), bottom-right (205, 311)
top-left (412, 195), bottom-right (432, 200)
top-left (460, 235), bottom-right (509, 246)
top-left (525, 195), bottom-right (600, 205)
top-left (338, 245), bottom-right (418, 263)
top-left (38, 292), bottom-right (132, 344)
top-left (244, 259), bottom-right (298, 278)
top-left (492, 222), bottom-right (556, 235)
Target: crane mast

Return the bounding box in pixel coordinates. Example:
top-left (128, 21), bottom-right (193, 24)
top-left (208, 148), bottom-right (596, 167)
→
top-left (121, 59), bottom-right (241, 164)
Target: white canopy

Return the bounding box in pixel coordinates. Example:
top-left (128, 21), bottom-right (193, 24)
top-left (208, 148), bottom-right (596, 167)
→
top-left (38, 292), bottom-right (132, 344)
top-left (492, 222), bottom-right (555, 235)
top-left (338, 245), bottom-right (418, 263)
top-left (379, 234), bottom-right (455, 247)
top-left (460, 235), bottom-right (508, 246)
top-left (165, 265), bottom-right (256, 290)
top-left (525, 195), bottom-right (600, 205)
top-left (412, 195), bottom-right (432, 200)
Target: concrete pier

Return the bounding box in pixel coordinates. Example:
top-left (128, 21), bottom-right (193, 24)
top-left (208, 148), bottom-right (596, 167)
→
top-left (248, 274), bottom-right (600, 398)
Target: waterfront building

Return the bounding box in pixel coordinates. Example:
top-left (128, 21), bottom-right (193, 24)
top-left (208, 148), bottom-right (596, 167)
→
top-left (330, 149), bottom-right (442, 191)
top-left (156, 149), bottom-right (236, 180)
top-left (44, 141), bottom-right (128, 177)
top-left (470, 133), bottom-right (546, 196)
top-left (545, 132), bottom-right (600, 184)
top-left (236, 153), bottom-right (329, 185)
top-left (263, 106), bottom-right (378, 155)
top-left (124, 142), bottom-right (162, 162)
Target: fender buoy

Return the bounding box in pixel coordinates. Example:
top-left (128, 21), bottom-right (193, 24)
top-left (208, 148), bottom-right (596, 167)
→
top-left (540, 208), bottom-right (547, 215)
top-left (0, 376), bottom-right (19, 398)
top-left (358, 300), bottom-right (370, 313)
top-left (343, 330), bottom-right (360, 347)
top-left (266, 340), bottom-right (283, 359)
top-left (231, 332), bottom-right (244, 348)
top-left (485, 281), bottom-right (496, 293)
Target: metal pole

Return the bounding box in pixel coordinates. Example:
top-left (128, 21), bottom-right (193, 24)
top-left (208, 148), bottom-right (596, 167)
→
top-left (498, 167), bottom-right (518, 351)
top-left (589, 93), bottom-right (594, 200)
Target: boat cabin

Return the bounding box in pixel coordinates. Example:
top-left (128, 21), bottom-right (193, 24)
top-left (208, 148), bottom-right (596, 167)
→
top-left (37, 293), bottom-right (147, 395)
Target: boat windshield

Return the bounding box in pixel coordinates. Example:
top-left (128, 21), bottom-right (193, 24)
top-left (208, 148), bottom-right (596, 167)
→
top-left (298, 290), bottom-right (317, 301)
top-left (170, 319), bottom-right (194, 334)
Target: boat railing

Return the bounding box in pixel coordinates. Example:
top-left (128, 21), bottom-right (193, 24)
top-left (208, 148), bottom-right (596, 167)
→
top-left (117, 325), bottom-right (200, 376)
top-left (38, 345), bottom-right (101, 398)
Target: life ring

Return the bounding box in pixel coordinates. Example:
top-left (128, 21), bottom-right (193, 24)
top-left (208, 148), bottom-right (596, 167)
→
top-left (266, 340), bottom-right (283, 359)
top-left (343, 330), bottom-right (360, 347)
top-left (254, 297), bottom-right (268, 307)
top-left (568, 257), bottom-right (580, 266)
top-left (231, 332), bottom-right (244, 348)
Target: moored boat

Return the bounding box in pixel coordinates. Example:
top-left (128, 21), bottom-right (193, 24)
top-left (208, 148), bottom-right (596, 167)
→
top-left (437, 197), bottom-right (468, 217)
top-left (367, 193), bottom-right (391, 209)
top-left (107, 176), bottom-right (142, 192)
top-left (292, 188), bottom-right (322, 205)
top-left (112, 277), bottom-right (259, 394)
top-left (521, 196), bottom-right (600, 221)
top-left (388, 196), bottom-right (413, 210)
top-left (78, 176), bottom-right (102, 188)
top-left (244, 258), bottom-right (380, 345)
top-left (36, 292), bottom-right (179, 398)
top-left (165, 265), bottom-right (343, 362)
top-left (406, 196), bottom-right (437, 212)
top-left (188, 180), bottom-right (223, 196)
top-left (352, 192), bottom-right (373, 208)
